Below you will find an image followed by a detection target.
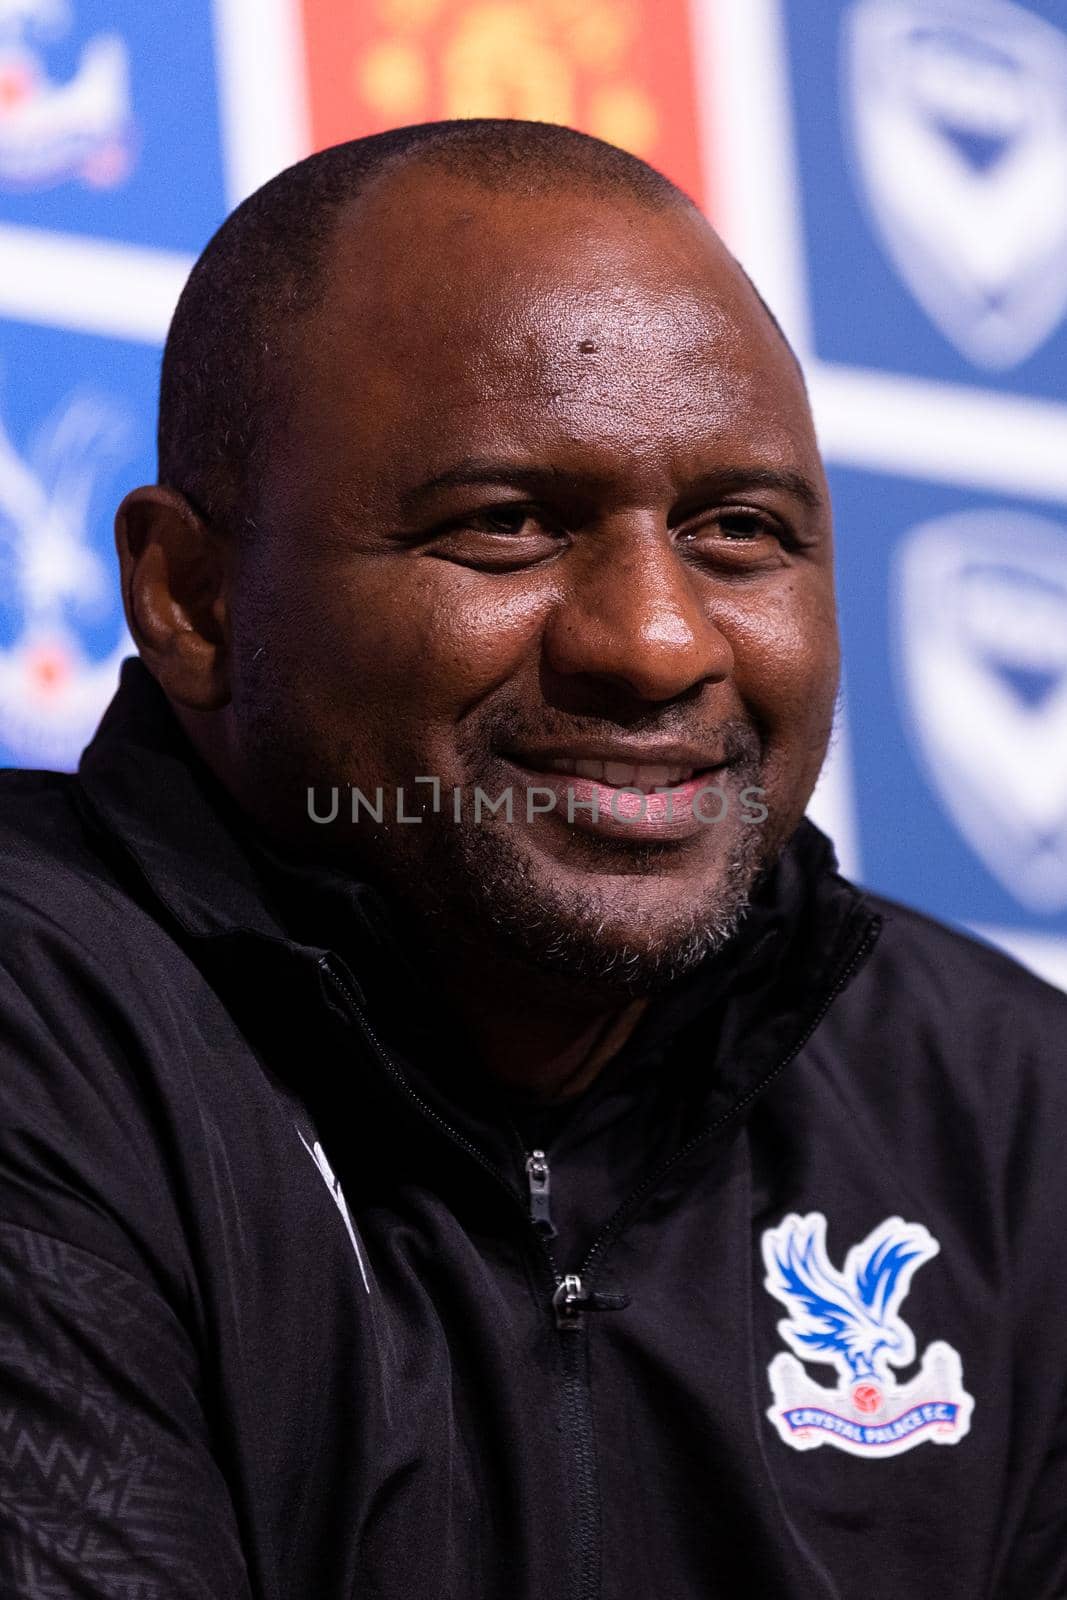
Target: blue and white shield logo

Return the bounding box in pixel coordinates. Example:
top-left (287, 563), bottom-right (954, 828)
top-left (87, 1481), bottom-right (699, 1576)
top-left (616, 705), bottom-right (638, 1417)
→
top-left (893, 509), bottom-right (1067, 913)
top-left (763, 1213), bottom-right (974, 1458)
top-left (844, 0), bottom-right (1067, 368)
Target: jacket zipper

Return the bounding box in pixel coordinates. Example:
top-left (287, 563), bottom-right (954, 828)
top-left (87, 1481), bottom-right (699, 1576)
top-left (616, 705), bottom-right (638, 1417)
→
top-left (320, 909), bottom-right (880, 1600)
top-left (320, 958), bottom-right (609, 1599)
top-left (524, 1153), bottom-right (606, 1327)
top-left (525, 1149), bottom-right (558, 1239)
top-left (320, 957), bottom-right (563, 1290)
top-left (570, 915), bottom-right (881, 1297)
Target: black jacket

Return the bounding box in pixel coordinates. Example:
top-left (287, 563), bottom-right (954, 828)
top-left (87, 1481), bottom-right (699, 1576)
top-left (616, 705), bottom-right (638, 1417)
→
top-left (0, 656), bottom-right (1065, 1600)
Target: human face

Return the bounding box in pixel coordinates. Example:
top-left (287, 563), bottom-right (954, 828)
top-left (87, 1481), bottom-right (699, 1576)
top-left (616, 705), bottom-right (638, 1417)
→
top-left (224, 168), bottom-right (838, 990)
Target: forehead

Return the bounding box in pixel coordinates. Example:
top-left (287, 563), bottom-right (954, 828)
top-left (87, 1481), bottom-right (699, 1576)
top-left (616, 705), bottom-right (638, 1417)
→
top-left (278, 169), bottom-right (817, 497)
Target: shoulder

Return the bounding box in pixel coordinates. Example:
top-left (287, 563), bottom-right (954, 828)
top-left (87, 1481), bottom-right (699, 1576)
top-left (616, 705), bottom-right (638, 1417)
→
top-left (0, 765), bottom-right (87, 865)
top-left (0, 764), bottom-right (209, 1149)
top-left (858, 886), bottom-right (1067, 1037)
top-left (0, 765), bottom-right (177, 975)
top-left (0, 771), bottom-right (202, 1293)
top-left (822, 885), bottom-right (1067, 1156)
top-left (0, 764), bottom-right (120, 920)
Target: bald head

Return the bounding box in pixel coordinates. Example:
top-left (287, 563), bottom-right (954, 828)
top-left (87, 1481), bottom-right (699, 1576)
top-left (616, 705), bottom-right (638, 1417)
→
top-left (156, 118), bottom-right (799, 539)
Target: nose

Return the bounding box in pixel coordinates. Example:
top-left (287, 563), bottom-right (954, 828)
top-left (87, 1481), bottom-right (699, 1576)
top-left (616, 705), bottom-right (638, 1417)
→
top-left (541, 520), bottom-right (734, 702)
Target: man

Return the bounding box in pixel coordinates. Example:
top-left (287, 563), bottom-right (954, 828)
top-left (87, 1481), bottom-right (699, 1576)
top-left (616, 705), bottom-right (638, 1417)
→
top-left (0, 119), bottom-right (1063, 1599)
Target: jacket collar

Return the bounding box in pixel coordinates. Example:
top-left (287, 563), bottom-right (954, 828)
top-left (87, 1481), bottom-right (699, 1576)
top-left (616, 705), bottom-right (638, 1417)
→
top-left (78, 656), bottom-right (294, 944)
top-left (75, 656), bottom-right (880, 1133)
top-left (77, 655), bottom-right (393, 967)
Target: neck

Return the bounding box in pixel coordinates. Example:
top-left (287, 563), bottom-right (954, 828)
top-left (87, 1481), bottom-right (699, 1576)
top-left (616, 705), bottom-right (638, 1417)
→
top-left (229, 806), bottom-right (653, 1100)
top-left (418, 940), bottom-right (649, 1102)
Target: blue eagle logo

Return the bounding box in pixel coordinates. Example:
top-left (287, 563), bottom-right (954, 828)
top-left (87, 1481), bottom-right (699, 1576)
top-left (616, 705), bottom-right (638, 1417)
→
top-left (761, 1212), bottom-right (973, 1458)
top-left (763, 1212), bottom-right (939, 1383)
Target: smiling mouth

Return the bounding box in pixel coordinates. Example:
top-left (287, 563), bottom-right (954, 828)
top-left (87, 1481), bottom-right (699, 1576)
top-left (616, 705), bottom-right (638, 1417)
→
top-left (510, 757), bottom-right (723, 794)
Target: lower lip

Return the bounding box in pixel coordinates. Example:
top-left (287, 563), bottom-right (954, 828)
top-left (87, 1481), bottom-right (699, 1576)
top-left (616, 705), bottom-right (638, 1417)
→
top-left (502, 763), bottom-right (734, 841)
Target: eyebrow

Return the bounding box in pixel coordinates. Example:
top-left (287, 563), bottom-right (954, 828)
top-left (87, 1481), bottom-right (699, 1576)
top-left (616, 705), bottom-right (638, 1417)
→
top-left (398, 460), bottom-right (568, 514)
top-left (399, 458), bottom-right (825, 514)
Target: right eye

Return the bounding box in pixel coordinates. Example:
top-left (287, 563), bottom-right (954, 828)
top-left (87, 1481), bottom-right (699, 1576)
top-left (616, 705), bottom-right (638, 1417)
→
top-left (461, 506), bottom-right (539, 537)
top-left (427, 503), bottom-right (568, 571)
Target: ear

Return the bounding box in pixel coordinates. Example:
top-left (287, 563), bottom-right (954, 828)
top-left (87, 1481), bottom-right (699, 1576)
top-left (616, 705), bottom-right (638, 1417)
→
top-left (114, 485), bottom-right (231, 711)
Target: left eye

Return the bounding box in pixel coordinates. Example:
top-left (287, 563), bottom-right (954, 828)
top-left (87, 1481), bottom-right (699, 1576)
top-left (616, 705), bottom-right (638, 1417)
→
top-left (675, 507), bottom-right (788, 569)
top-left (465, 506), bottom-right (536, 535)
top-left (709, 509), bottom-right (776, 541)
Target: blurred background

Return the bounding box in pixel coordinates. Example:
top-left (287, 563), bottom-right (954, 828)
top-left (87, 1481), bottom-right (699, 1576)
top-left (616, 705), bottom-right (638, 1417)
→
top-left (0, 0), bottom-right (1064, 989)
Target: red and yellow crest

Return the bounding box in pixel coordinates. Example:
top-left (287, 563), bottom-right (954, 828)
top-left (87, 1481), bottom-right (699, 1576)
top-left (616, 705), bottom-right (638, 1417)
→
top-left (300, 0), bottom-right (709, 210)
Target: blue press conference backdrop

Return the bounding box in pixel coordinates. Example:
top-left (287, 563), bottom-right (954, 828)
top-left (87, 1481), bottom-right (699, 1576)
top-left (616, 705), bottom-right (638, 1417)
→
top-left (785, 0), bottom-right (1067, 398)
top-left (0, 0), bottom-right (1064, 989)
top-left (832, 468), bottom-right (1067, 935)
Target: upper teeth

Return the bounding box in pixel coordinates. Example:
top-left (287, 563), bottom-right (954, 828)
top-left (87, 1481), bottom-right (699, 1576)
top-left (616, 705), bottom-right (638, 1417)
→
top-left (540, 758), bottom-right (698, 792)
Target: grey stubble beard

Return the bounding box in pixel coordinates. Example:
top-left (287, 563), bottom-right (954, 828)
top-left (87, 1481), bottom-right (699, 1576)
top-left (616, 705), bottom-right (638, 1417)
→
top-left (385, 758), bottom-right (775, 996)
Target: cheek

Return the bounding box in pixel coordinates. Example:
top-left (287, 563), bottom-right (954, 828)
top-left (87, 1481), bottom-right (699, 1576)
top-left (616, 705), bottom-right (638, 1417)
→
top-left (718, 577), bottom-right (840, 741)
top-left (261, 558), bottom-right (554, 736)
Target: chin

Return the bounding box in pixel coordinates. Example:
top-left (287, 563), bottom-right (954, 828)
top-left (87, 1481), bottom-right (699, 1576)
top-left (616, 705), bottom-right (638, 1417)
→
top-left (498, 918), bottom-right (744, 995)
top-left (401, 810), bottom-right (770, 997)
top-left (498, 874), bottom-right (758, 992)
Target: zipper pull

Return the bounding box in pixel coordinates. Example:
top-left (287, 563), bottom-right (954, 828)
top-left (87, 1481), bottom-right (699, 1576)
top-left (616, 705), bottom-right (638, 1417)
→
top-left (525, 1148), bottom-right (558, 1238)
top-left (553, 1273), bottom-right (586, 1330)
